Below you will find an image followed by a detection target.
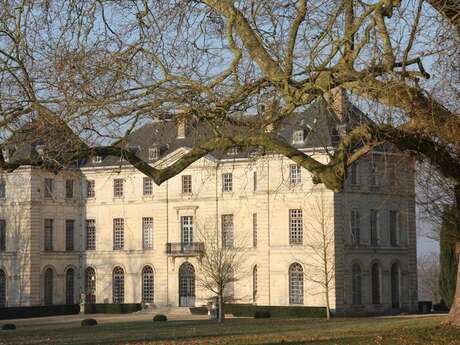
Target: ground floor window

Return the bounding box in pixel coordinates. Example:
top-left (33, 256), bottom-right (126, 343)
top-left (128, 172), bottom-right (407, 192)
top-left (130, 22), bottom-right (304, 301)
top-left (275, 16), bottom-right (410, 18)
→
top-left (85, 267), bottom-right (96, 304)
top-left (44, 268), bottom-right (53, 305)
top-left (289, 263), bottom-right (303, 305)
top-left (352, 264), bottom-right (362, 305)
top-left (179, 262), bottom-right (195, 307)
top-left (0, 269), bottom-right (5, 307)
top-left (142, 266), bottom-right (154, 303)
top-left (371, 263), bottom-right (381, 304)
top-left (65, 268), bottom-right (75, 304)
top-left (113, 266), bottom-right (125, 304)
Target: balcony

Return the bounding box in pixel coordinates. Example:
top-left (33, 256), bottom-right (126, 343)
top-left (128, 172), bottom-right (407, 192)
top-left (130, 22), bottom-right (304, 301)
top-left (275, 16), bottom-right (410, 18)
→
top-left (166, 242), bottom-right (204, 256)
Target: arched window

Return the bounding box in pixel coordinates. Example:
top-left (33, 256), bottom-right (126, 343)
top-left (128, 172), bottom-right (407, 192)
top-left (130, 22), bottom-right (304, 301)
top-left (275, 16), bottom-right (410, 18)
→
top-left (391, 263), bottom-right (400, 308)
top-left (65, 268), bottom-right (75, 304)
top-left (142, 266), bottom-right (154, 304)
top-left (253, 265), bottom-right (258, 303)
top-left (44, 268), bottom-right (53, 305)
top-left (351, 264), bottom-right (362, 305)
top-left (179, 262), bottom-right (195, 307)
top-left (289, 263), bottom-right (303, 305)
top-left (113, 266), bottom-right (124, 304)
top-left (0, 269), bottom-right (6, 307)
top-left (85, 267), bottom-right (96, 304)
top-left (371, 263), bottom-right (381, 304)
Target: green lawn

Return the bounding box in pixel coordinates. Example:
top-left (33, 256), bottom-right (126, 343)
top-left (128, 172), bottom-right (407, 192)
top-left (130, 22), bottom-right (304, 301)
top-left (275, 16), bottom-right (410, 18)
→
top-left (0, 316), bottom-right (458, 345)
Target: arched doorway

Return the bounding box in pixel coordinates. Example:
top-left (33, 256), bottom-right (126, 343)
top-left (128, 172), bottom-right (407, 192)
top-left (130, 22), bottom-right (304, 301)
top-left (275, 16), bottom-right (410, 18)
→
top-left (65, 268), bottom-right (75, 304)
top-left (179, 262), bottom-right (195, 307)
top-left (391, 263), bottom-right (401, 309)
top-left (85, 267), bottom-right (96, 304)
top-left (44, 268), bottom-right (53, 305)
top-left (112, 266), bottom-right (125, 304)
top-left (142, 266), bottom-right (154, 304)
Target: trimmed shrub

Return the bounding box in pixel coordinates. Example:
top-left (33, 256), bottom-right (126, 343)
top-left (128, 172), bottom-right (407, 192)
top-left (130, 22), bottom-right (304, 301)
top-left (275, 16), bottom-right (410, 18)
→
top-left (153, 314), bottom-right (167, 322)
top-left (81, 319), bottom-right (98, 327)
top-left (225, 304), bottom-right (326, 318)
top-left (0, 305), bottom-right (79, 320)
top-left (2, 324), bottom-right (16, 330)
top-left (254, 309), bottom-right (271, 319)
top-left (84, 303), bottom-right (141, 314)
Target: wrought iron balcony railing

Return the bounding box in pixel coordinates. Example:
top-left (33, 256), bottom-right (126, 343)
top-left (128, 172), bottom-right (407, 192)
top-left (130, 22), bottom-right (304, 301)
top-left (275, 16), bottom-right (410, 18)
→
top-left (166, 242), bottom-right (205, 256)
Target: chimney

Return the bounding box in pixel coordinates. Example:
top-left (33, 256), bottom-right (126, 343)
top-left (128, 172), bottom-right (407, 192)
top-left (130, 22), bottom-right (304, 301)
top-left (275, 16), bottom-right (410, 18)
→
top-left (175, 109), bottom-right (186, 139)
top-left (325, 87), bottom-right (348, 123)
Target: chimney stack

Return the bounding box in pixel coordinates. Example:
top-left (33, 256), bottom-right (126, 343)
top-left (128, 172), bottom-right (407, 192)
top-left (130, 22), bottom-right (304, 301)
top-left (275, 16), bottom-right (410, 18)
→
top-left (175, 109), bottom-right (186, 139)
top-left (325, 87), bottom-right (348, 123)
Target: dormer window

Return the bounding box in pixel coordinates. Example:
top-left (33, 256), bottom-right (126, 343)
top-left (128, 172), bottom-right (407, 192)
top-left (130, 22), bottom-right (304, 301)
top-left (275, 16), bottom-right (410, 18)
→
top-left (149, 147), bottom-right (160, 160)
top-left (92, 156), bottom-right (102, 164)
top-left (292, 130), bottom-right (304, 144)
top-left (2, 149), bottom-right (10, 162)
top-left (177, 120), bottom-right (186, 139)
top-left (227, 147), bottom-right (239, 155)
top-left (36, 145), bottom-right (46, 156)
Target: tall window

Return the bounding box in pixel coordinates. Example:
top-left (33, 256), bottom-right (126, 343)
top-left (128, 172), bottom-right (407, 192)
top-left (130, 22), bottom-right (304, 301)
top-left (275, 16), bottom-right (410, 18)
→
top-left (44, 219), bottom-right (53, 251)
top-left (181, 216), bottom-right (193, 244)
top-left (65, 220), bottom-right (75, 251)
top-left (391, 263), bottom-right (401, 308)
top-left (222, 173), bottom-right (233, 192)
top-left (182, 175), bottom-right (192, 194)
top-left (289, 209), bottom-right (303, 245)
top-left (143, 177), bottom-right (153, 196)
top-left (289, 164), bottom-right (301, 185)
top-left (44, 268), bottom-right (53, 305)
top-left (389, 210), bottom-right (399, 246)
top-left (113, 218), bottom-right (124, 250)
top-left (86, 219), bottom-right (96, 250)
top-left (85, 267), bottom-right (96, 304)
top-left (253, 171), bottom-right (257, 192)
top-left (253, 265), bottom-right (258, 303)
top-left (351, 209), bottom-right (360, 245)
top-left (113, 179), bottom-right (124, 197)
top-left (0, 269), bottom-right (5, 307)
top-left (65, 179), bottom-right (74, 199)
top-left (371, 263), bottom-right (381, 304)
top-left (370, 209), bottom-right (379, 246)
top-left (222, 214), bottom-right (234, 248)
top-left (112, 267), bottom-right (125, 303)
top-left (351, 264), bottom-right (362, 305)
top-left (369, 160), bottom-right (379, 187)
top-left (65, 268), bottom-right (75, 304)
top-left (0, 219), bottom-right (5, 252)
top-left (350, 163), bottom-right (359, 186)
top-left (142, 266), bottom-right (154, 303)
top-left (86, 180), bottom-right (95, 198)
top-left (289, 263), bottom-right (304, 305)
top-left (253, 213), bottom-right (257, 248)
top-left (0, 179), bottom-right (5, 198)
top-left (44, 178), bottom-right (54, 198)
top-left (143, 217), bottom-right (154, 250)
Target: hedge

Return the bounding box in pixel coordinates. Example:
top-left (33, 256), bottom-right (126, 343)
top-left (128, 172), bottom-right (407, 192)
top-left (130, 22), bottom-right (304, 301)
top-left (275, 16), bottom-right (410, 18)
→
top-left (84, 303), bottom-right (141, 314)
top-left (225, 304), bottom-right (327, 318)
top-left (0, 304), bottom-right (80, 320)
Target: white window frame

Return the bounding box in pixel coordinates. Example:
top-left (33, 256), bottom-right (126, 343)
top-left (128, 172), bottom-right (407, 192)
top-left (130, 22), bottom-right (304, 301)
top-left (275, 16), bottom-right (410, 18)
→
top-left (65, 219), bottom-right (74, 251)
top-left (142, 217), bottom-right (154, 250)
top-left (369, 160), bottom-right (379, 187)
top-left (350, 162), bottom-right (359, 186)
top-left (113, 218), bottom-right (124, 250)
top-left (370, 209), bottom-right (379, 246)
top-left (222, 214), bottom-right (234, 248)
top-left (86, 219), bottom-right (96, 250)
top-left (86, 180), bottom-right (95, 198)
top-left (44, 219), bottom-right (53, 251)
top-left (44, 178), bottom-right (54, 198)
top-left (149, 147), bottom-right (160, 161)
top-left (181, 216), bottom-right (193, 244)
top-left (182, 175), bottom-right (192, 194)
top-left (92, 156), bottom-right (102, 164)
top-left (289, 209), bottom-right (303, 245)
top-left (252, 213), bottom-right (257, 248)
top-left (389, 210), bottom-right (399, 246)
top-left (292, 130), bottom-right (304, 144)
top-left (113, 179), bottom-right (124, 198)
top-left (289, 165), bottom-right (301, 185)
top-left (351, 209), bottom-right (360, 245)
top-left (143, 177), bottom-right (153, 196)
top-left (222, 173), bottom-right (233, 193)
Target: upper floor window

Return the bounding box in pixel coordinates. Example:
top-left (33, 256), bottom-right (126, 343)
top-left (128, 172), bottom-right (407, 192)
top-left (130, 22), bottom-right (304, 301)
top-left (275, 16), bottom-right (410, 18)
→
top-left (369, 160), bottom-right (379, 187)
top-left (44, 219), bottom-right (53, 251)
top-left (86, 219), bottom-right (96, 250)
top-left (222, 214), bottom-right (234, 248)
top-left (0, 179), bottom-right (5, 199)
top-left (65, 179), bottom-right (74, 199)
top-left (0, 219), bottom-right (5, 252)
top-left (289, 209), bottom-right (303, 245)
top-left (44, 178), bottom-right (54, 198)
top-left (222, 173), bottom-right (233, 193)
top-left (371, 263), bottom-right (381, 304)
top-left (253, 171), bottom-right (257, 192)
top-left (292, 130), bottom-right (304, 144)
top-left (227, 147), bottom-right (239, 155)
top-left (289, 164), bottom-right (301, 185)
top-left (143, 217), bottom-right (154, 250)
top-left (149, 147), bottom-right (160, 161)
top-left (370, 209), bottom-right (379, 246)
top-left (86, 180), bottom-right (95, 198)
top-left (389, 210), bottom-right (399, 246)
top-left (351, 209), bottom-right (360, 245)
top-left (65, 220), bottom-right (75, 251)
top-left (113, 179), bottom-right (124, 198)
top-left (182, 175), bottom-right (192, 194)
top-left (143, 177), bottom-right (153, 196)
top-left (0, 269), bottom-right (5, 307)
top-left (92, 156), bottom-right (102, 164)
top-left (253, 213), bottom-right (257, 248)
top-left (112, 266), bottom-right (125, 303)
top-left (113, 218), bottom-right (124, 250)
top-left (181, 216), bottom-right (193, 244)
top-left (350, 162), bottom-right (359, 186)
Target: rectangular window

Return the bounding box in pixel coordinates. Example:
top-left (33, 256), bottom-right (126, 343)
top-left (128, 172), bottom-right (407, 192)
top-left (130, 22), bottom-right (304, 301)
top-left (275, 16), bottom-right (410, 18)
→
top-left (289, 209), bottom-right (303, 245)
top-left (0, 219), bottom-right (5, 251)
top-left (0, 180), bottom-right (5, 199)
top-left (44, 178), bottom-right (54, 198)
top-left (65, 220), bottom-right (75, 251)
top-left (292, 130), bottom-right (304, 144)
top-left (222, 214), bottom-right (234, 248)
top-left (44, 219), bottom-right (53, 251)
top-left (86, 180), bottom-right (95, 198)
top-left (182, 175), bottom-right (192, 194)
top-left (253, 213), bottom-right (257, 248)
top-left (143, 177), bottom-right (153, 196)
top-left (86, 219), bottom-right (96, 250)
top-left (181, 216), bottom-right (193, 244)
top-left (143, 217), bottom-right (154, 250)
top-left (350, 163), bottom-right (359, 186)
top-left (351, 209), bottom-right (360, 245)
top-left (389, 210), bottom-right (399, 246)
top-left (113, 218), bottom-right (124, 250)
top-left (92, 156), bottom-right (102, 163)
top-left (289, 165), bottom-right (301, 185)
top-left (65, 180), bottom-right (74, 199)
top-left (113, 179), bottom-right (124, 197)
top-left (370, 209), bottom-right (379, 246)
top-left (369, 160), bottom-right (379, 187)
top-left (253, 171), bottom-right (257, 192)
top-left (222, 173), bottom-right (233, 192)
top-left (149, 147), bottom-right (159, 160)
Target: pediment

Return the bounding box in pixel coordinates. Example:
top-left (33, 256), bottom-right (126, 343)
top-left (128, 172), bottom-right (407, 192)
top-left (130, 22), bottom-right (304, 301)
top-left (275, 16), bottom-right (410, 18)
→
top-left (153, 147), bottom-right (217, 169)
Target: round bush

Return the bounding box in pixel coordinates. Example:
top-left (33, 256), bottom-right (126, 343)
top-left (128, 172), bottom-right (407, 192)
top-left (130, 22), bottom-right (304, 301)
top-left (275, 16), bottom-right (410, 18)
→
top-left (153, 314), bottom-right (168, 322)
top-left (254, 309), bottom-right (271, 319)
top-left (81, 318), bottom-right (98, 327)
top-left (2, 324), bottom-right (16, 330)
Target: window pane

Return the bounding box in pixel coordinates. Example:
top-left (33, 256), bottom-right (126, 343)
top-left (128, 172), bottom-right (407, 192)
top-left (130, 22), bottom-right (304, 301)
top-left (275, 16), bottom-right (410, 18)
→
top-left (44, 179), bottom-right (53, 198)
top-left (142, 266), bottom-right (154, 303)
top-left (181, 216), bottom-right (193, 244)
top-left (44, 219), bottom-right (53, 251)
top-left (289, 165), bottom-right (301, 185)
top-left (86, 180), bottom-right (95, 198)
top-left (222, 214), bottom-right (234, 248)
top-left (112, 267), bottom-right (124, 303)
top-left (65, 220), bottom-right (74, 251)
top-left (143, 177), bottom-right (153, 196)
top-left (253, 213), bottom-right (257, 248)
top-left (113, 218), bottom-right (124, 249)
top-left (113, 179), bottom-right (124, 197)
top-left (65, 269), bottom-right (75, 304)
top-left (143, 217), bottom-right (154, 249)
top-left (289, 209), bottom-right (303, 245)
top-left (182, 175), bottom-right (192, 193)
top-left (86, 219), bottom-right (96, 250)
top-left (85, 268), bottom-right (96, 304)
top-left (222, 173), bottom-right (233, 192)
top-left (289, 263), bottom-right (303, 305)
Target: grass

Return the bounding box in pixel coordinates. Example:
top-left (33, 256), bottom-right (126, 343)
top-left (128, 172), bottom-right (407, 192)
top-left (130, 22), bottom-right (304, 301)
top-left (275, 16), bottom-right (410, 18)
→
top-left (0, 315), bottom-right (459, 345)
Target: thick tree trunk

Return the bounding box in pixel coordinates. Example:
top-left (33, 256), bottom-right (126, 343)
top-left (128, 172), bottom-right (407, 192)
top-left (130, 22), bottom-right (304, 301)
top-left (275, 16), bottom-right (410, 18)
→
top-left (447, 185), bottom-right (460, 325)
top-left (325, 288), bottom-right (331, 320)
top-left (218, 293), bottom-right (224, 323)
